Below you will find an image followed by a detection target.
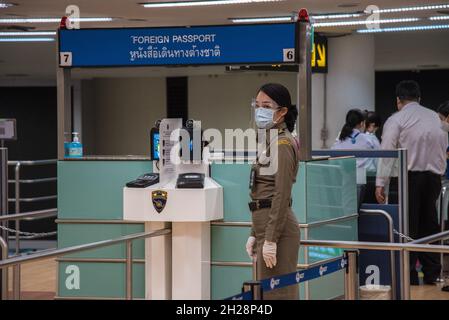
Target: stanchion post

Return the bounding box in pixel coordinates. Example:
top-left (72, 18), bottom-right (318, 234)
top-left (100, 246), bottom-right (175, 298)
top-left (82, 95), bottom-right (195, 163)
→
top-left (402, 249), bottom-right (411, 300)
top-left (0, 148), bottom-right (8, 300)
top-left (125, 240), bottom-right (133, 300)
top-left (297, 9), bottom-right (312, 161)
top-left (398, 148), bottom-right (409, 299)
top-left (0, 236), bottom-right (8, 300)
top-left (12, 264), bottom-right (20, 300)
top-left (252, 257), bottom-right (257, 281)
top-left (344, 250), bottom-right (359, 300)
top-left (242, 280), bottom-right (263, 300)
top-left (14, 163), bottom-right (20, 256)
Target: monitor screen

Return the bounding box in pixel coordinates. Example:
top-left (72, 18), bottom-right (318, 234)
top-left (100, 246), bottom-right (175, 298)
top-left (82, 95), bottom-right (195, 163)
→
top-left (150, 126), bottom-right (199, 161)
top-left (150, 128), bottom-right (160, 161)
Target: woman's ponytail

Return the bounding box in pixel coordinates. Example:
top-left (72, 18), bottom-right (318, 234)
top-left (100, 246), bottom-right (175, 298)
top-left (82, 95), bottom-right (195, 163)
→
top-left (338, 109), bottom-right (365, 141)
top-left (284, 105), bottom-right (298, 133)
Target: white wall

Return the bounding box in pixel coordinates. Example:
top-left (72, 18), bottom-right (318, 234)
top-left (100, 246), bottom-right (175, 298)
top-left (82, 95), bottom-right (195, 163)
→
top-left (325, 34), bottom-right (375, 146)
top-left (375, 30), bottom-right (449, 71)
top-left (188, 72), bottom-right (296, 130)
top-left (189, 72), bottom-right (326, 150)
top-left (81, 77), bottom-right (166, 155)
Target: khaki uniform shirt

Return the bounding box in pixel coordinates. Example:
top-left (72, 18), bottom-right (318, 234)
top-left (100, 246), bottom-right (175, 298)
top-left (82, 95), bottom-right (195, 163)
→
top-left (250, 122), bottom-right (300, 242)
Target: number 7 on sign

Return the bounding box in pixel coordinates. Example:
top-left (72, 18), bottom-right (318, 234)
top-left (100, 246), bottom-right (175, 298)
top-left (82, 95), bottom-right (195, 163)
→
top-left (60, 52), bottom-right (73, 67)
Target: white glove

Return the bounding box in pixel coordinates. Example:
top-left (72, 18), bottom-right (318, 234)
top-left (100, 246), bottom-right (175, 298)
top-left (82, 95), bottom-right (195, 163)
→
top-left (245, 236), bottom-right (256, 260)
top-left (262, 240), bottom-right (277, 269)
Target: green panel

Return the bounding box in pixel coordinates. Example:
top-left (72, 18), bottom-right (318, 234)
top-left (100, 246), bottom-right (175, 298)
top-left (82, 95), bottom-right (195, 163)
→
top-left (58, 223), bottom-right (145, 259)
top-left (299, 217), bottom-right (358, 265)
top-left (211, 226), bottom-right (252, 262)
top-left (58, 160), bottom-right (152, 220)
top-left (309, 270), bottom-right (344, 300)
top-left (58, 262), bottom-right (145, 298)
top-left (211, 266), bottom-right (252, 300)
top-left (305, 158), bottom-right (357, 223)
top-left (292, 162), bottom-right (307, 223)
top-left (211, 163), bottom-right (251, 222)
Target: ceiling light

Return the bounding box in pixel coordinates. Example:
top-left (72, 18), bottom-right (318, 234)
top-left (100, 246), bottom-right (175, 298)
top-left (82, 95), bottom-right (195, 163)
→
top-left (0, 2), bottom-right (14, 9)
top-left (357, 24), bottom-right (449, 33)
top-left (372, 4), bottom-right (449, 14)
top-left (0, 37), bottom-right (55, 42)
top-left (311, 13), bottom-right (364, 20)
top-left (429, 16), bottom-right (449, 21)
top-left (0, 31), bottom-right (56, 36)
top-left (230, 16), bottom-right (293, 23)
top-left (0, 17), bottom-right (113, 23)
top-left (142, 0), bottom-right (283, 8)
top-left (313, 17), bottom-right (419, 27)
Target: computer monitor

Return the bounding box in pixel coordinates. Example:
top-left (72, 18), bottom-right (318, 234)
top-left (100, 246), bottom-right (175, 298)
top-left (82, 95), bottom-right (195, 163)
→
top-left (150, 128), bottom-right (160, 161)
top-left (150, 125), bottom-right (200, 161)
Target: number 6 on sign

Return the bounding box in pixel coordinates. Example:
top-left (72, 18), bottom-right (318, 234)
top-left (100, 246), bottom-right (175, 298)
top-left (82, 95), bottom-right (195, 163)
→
top-left (60, 52), bottom-right (73, 67)
top-left (283, 48), bottom-right (295, 62)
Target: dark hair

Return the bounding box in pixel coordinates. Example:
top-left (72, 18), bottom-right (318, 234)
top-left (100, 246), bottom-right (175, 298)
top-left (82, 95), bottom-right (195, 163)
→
top-left (396, 80), bottom-right (421, 102)
top-left (339, 109), bottom-right (365, 141)
top-left (365, 110), bottom-right (381, 128)
top-left (258, 83), bottom-right (298, 132)
top-left (438, 101), bottom-right (449, 118)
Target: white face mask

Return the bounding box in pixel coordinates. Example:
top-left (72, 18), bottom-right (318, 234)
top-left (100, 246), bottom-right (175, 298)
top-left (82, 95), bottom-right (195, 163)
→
top-left (255, 107), bottom-right (278, 129)
top-left (441, 120), bottom-right (449, 132)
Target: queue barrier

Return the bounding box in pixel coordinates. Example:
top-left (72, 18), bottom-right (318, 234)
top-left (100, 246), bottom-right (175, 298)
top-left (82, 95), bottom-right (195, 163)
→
top-left (225, 256), bottom-right (348, 300)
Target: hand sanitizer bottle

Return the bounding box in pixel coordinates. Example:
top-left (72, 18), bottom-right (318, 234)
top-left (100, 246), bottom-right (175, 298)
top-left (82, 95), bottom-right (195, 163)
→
top-left (68, 132), bottom-right (83, 158)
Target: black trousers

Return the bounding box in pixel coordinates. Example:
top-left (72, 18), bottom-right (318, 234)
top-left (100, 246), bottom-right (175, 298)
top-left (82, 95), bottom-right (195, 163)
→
top-left (390, 171), bottom-right (442, 282)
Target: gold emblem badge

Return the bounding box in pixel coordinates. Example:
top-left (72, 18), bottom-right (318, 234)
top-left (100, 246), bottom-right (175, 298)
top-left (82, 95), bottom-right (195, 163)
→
top-left (152, 190), bottom-right (167, 213)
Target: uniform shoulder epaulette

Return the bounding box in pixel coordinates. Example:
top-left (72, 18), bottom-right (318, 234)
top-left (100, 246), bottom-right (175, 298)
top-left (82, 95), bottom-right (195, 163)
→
top-left (277, 138), bottom-right (291, 146)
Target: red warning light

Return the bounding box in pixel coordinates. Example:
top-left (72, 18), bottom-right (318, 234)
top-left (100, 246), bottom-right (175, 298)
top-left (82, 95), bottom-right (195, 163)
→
top-left (59, 16), bottom-right (68, 29)
top-left (298, 8), bottom-right (309, 22)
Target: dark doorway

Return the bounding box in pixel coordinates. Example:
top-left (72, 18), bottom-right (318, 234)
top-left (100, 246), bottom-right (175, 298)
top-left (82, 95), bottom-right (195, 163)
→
top-left (0, 87), bottom-right (57, 241)
top-left (166, 77), bottom-right (188, 124)
top-left (376, 69), bottom-right (449, 131)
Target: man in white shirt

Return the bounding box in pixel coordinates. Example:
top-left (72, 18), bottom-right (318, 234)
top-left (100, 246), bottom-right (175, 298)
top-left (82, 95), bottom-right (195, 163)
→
top-left (376, 80), bottom-right (448, 285)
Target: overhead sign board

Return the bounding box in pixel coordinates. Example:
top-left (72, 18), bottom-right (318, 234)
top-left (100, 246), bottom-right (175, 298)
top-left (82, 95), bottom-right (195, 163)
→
top-left (311, 34), bottom-right (328, 73)
top-left (59, 23), bottom-right (298, 68)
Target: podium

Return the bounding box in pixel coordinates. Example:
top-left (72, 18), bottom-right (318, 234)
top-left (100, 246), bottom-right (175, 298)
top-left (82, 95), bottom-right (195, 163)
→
top-left (123, 176), bottom-right (223, 299)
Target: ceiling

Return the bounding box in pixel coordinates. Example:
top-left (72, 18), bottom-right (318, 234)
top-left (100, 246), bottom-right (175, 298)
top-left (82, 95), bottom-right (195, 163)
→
top-left (0, 0), bottom-right (449, 80)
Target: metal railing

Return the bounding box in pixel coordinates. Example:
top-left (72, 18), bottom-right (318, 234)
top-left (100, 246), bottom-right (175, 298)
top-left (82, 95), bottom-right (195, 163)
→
top-left (0, 208), bottom-right (57, 256)
top-left (301, 229), bottom-right (449, 300)
top-left (312, 148), bottom-right (409, 296)
top-left (438, 181), bottom-right (449, 280)
top-left (6, 159), bottom-right (57, 255)
top-left (0, 228), bottom-right (171, 300)
top-left (0, 208), bottom-right (58, 298)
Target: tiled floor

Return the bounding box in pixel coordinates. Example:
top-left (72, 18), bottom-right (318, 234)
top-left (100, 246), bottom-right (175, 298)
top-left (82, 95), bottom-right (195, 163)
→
top-left (6, 257), bottom-right (56, 300)
top-left (411, 283), bottom-right (449, 300)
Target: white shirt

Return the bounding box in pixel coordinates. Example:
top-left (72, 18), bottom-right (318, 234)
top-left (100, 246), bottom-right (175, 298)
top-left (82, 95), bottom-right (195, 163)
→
top-left (364, 133), bottom-right (381, 172)
top-left (376, 102), bottom-right (448, 187)
top-left (332, 129), bottom-right (377, 169)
